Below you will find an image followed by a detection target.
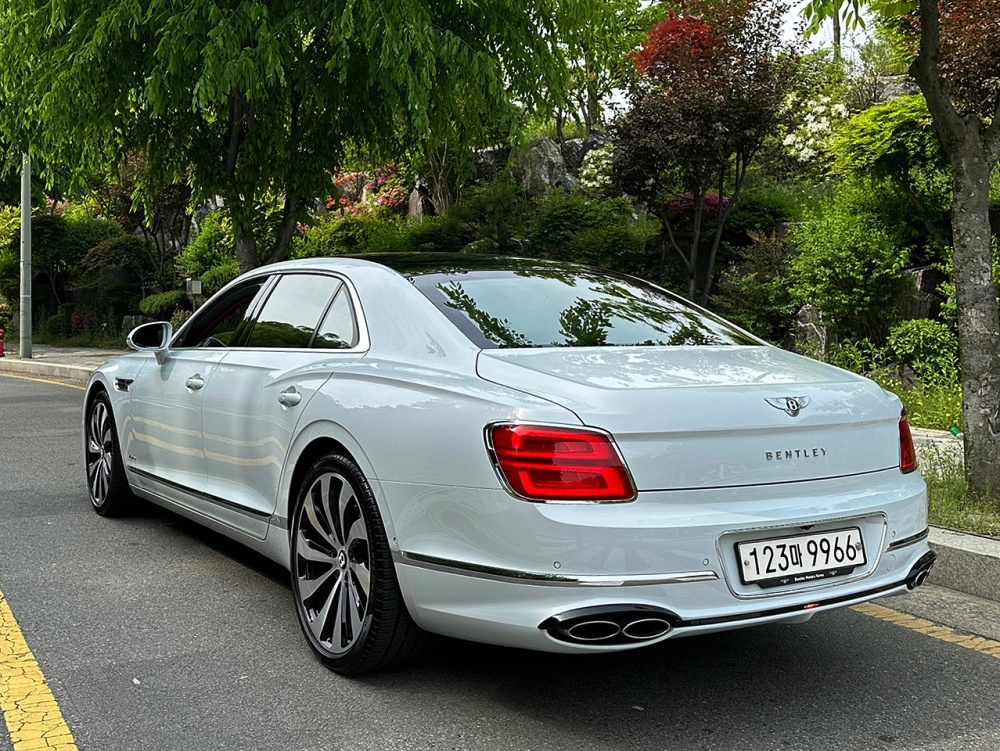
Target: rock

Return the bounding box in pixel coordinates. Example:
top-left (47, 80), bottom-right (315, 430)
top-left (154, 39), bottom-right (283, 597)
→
top-left (407, 187), bottom-right (435, 220)
top-left (473, 146), bottom-right (512, 183)
top-left (560, 139), bottom-right (586, 172)
top-left (121, 315), bottom-right (147, 335)
top-left (513, 138), bottom-right (579, 198)
top-left (874, 75), bottom-right (921, 102)
top-left (898, 265), bottom-right (945, 321)
top-left (787, 304), bottom-right (832, 359)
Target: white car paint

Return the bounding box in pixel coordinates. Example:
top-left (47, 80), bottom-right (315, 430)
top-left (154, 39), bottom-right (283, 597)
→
top-left (85, 256), bottom-right (933, 658)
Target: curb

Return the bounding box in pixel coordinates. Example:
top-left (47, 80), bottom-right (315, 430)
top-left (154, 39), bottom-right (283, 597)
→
top-left (0, 357), bottom-right (93, 386)
top-left (2, 351), bottom-right (999, 603)
top-left (928, 527), bottom-right (1000, 602)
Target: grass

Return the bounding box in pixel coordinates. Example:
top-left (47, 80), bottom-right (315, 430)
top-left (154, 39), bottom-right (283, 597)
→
top-left (920, 449), bottom-right (1000, 538)
top-left (874, 374), bottom-right (963, 433)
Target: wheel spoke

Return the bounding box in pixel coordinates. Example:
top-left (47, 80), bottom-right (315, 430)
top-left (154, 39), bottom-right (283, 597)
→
top-left (298, 564), bottom-right (341, 603)
top-left (346, 575), bottom-right (364, 641)
top-left (350, 560), bottom-right (371, 600)
top-left (304, 489), bottom-right (336, 549)
top-left (311, 575), bottom-right (343, 645)
top-left (295, 528), bottom-right (336, 565)
top-left (317, 474), bottom-right (343, 546)
top-left (335, 479), bottom-right (353, 544)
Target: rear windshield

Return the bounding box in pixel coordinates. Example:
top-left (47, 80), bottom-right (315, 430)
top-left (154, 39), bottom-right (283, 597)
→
top-left (410, 268), bottom-right (758, 348)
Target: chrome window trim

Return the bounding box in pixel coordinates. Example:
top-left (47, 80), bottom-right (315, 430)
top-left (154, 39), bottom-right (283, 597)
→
top-left (171, 270), bottom-right (371, 354)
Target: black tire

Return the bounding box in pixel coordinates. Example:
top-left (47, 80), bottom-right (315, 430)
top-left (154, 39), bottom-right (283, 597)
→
top-left (290, 452), bottom-right (426, 674)
top-left (84, 391), bottom-right (135, 517)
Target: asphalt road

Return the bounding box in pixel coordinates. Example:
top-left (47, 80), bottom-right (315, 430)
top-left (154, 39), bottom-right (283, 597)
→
top-left (2, 373), bottom-right (1000, 751)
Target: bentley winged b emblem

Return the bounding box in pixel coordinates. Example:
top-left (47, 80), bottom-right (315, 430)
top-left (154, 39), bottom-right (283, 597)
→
top-left (765, 396), bottom-right (810, 417)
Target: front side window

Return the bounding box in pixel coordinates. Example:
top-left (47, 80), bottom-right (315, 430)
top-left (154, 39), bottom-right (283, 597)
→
top-left (411, 269), bottom-right (759, 349)
top-left (245, 274), bottom-right (343, 349)
top-left (175, 280), bottom-right (266, 348)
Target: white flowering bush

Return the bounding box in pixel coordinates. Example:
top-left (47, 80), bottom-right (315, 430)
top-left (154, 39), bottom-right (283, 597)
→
top-left (782, 95), bottom-right (849, 163)
top-left (578, 144), bottom-right (616, 193)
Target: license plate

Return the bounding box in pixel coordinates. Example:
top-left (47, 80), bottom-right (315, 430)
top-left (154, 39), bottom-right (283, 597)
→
top-left (736, 527), bottom-right (866, 588)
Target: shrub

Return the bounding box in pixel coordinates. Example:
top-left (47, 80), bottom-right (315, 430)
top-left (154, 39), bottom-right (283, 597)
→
top-left (404, 215), bottom-right (474, 253)
top-left (724, 190), bottom-right (796, 236)
top-left (790, 183), bottom-right (909, 341)
top-left (140, 290), bottom-right (189, 319)
top-left (0, 297), bottom-right (11, 331)
top-left (454, 176), bottom-right (530, 253)
top-left (291, 214), bottom-right (409, 257)
top-left (170, 309), bottom-right (193, 331)
top-left (41, 308), bottom-right (74, 339)
top-left (201, 261), bottom-right (240, 295)
top-left (525, 191), bottom-right (635, 257)
top-left (712, 233), bottom-right (798, 342)
top-left (567, 223), bottom-right (656, 276)
top-left (80, 235), bottom-right (148, 277)
top-left (885, 318), bottom-right (959, 383)
top-left (176, 211), bottom-right (234, 277)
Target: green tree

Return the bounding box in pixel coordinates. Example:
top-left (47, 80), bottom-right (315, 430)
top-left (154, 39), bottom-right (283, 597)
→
top-left (828, 95), bottom-right (951, 245)
top-left (611, 0), bottom-right (799, 304)
top-left (804, 0), bottom-right (1000, 501)
top-left (0, 0), bottom-right (593, 273)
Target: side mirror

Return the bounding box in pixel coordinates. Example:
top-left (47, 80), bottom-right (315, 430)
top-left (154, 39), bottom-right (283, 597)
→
top-left (127, 321), bottom-right (174, 365)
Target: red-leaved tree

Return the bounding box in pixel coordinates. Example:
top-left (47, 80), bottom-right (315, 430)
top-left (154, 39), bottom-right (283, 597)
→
top-left (612, 0), bottom-right (799, 303)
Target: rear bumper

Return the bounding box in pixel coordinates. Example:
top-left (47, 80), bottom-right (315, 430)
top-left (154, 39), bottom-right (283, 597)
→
top-left (394, 540), bottom-right (934, 652)
top-left (386, 468), bottom-right (930, 651)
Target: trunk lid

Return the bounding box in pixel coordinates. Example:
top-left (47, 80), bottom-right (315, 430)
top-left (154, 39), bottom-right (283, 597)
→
top-left (477, 346), bottom-right (903, 491)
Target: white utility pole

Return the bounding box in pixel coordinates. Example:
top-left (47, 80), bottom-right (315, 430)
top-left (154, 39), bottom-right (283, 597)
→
top-left (19, 152), bottom-right (31, 359)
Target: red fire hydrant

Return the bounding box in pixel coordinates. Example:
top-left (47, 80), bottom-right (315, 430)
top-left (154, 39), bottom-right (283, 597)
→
top-left (0, 328), bottom-right (5, 357)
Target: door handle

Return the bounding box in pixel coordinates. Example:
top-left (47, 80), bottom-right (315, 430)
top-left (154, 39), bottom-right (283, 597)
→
top-left (278, 388), bottom-right (302, 407)
top-left (185, 375), bottom-right (205, 391)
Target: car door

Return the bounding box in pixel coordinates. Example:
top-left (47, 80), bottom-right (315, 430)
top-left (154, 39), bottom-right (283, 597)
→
top-left (199, 272), bottom-right (367, 539)
top-left (128, 277), bottom-right (270, 505)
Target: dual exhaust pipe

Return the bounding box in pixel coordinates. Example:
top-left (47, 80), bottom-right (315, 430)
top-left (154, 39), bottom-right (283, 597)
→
top-left (542, 551), bottom-right (938, 645)
top-left (905, 550), bottom-right (937, 590)
top-left (539, 605), bottom-right (675, 646)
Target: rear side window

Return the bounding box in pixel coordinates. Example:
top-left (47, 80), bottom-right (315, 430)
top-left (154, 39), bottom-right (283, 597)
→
top-left (411, 269), bottom-right (758, 349)
top-left (246, 274), bottom-right (343, 349)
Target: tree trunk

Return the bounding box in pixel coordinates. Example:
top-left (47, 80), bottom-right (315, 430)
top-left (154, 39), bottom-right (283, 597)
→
top-left (235, 227), bottom-right (259, 275)
top-left (910, 0), bottom-right (1000, 500)
top-left (949, 144), bottom-right (1000, 498)
top-left (831, 3), bottom-right (842, 66)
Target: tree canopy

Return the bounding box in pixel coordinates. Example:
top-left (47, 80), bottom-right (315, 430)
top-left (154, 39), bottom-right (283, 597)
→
top-left (612, 0), bottom-right (798, 303)
top-left (0, 0), bottom-right (599, 271)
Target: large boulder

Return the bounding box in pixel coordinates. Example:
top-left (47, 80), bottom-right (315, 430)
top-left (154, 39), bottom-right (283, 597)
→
top-left (560, 138), bottom-right (586, 172)
top-left (513, 138), bottom-right (579, 198)
top-left (786, 304), bottom-right (832, 359)
top-left (897, 265), bottom-right (945, 321)
top-left (874, 75), bottom-right (921, 103)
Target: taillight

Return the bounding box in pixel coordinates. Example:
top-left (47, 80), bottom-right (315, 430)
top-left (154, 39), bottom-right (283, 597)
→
top-left (487, 424), bottom-right (636, 502)
top-left (899, 410), bottom-right (917, 474)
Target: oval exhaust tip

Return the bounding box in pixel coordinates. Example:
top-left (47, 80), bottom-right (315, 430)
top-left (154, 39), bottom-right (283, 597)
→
top-left (565, 620), bottom-right (621, 642)
top-left (621, 618), bottom-right (671, 640)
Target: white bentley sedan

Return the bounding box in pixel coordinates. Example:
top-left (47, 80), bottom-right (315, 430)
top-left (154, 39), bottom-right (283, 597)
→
top-left (84, 254), bottom-right (935, 674)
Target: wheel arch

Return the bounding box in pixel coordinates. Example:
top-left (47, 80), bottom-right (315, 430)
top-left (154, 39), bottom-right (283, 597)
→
top-left (278, 420), bottom-right (395, 543)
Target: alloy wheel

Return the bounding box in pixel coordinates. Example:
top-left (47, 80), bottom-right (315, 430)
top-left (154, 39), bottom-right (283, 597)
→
top-left (294, 471), bottom-right (372, 656)
top-left (86, 399), bottom-right (113, 507)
